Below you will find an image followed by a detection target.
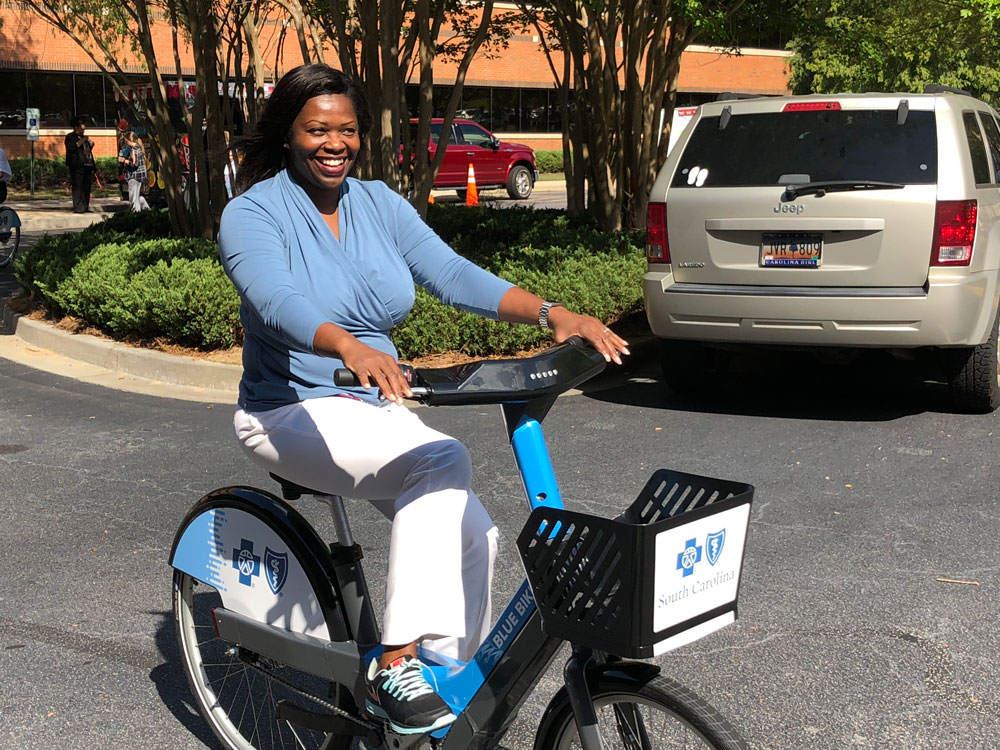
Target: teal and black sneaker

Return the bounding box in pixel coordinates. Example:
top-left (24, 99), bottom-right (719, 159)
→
top-left (364, 656), bottom-right (457, 735)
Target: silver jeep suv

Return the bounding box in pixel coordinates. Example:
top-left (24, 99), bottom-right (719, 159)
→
top-left (644, 88), bottom-right (1000, 412)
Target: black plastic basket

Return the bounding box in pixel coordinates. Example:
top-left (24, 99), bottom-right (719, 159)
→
top-left (516, 468), bottom-right (754, 658)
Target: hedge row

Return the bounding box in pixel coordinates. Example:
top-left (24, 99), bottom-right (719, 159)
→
top-left (15, 205), bottom-right (644, 355)
top-left (8, 156), bottom-right (121, 190)
top-left (15, 210), bottom-right (241, 349)
top-left (534, 150), bottom-right (566, 174)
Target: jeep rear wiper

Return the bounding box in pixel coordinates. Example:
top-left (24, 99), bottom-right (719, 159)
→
top-left (783, 180), bottom-right (905, 199)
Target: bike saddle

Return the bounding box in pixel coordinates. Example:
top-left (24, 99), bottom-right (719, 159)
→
top-left (269, 472), bottom-right (326, 501)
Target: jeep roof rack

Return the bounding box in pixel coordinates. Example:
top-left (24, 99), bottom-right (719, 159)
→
top-left (923, 83), bottom-right (972, 96)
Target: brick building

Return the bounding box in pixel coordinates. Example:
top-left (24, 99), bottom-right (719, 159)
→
top-left (0, 3), bottom-right (791, 160)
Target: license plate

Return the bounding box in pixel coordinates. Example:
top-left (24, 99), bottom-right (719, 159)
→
top-left (760, 233), bottom-right (823, 268)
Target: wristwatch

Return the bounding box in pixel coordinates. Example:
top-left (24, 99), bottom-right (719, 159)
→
top-left (537, 301), bottom-right (563, 329)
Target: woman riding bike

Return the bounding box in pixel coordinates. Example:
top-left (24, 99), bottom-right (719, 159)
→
top-left (218, 63), bottom-right (630, 736)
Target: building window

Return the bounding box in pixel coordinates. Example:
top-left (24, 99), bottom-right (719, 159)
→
top-left (521, 88), bottom-right (548, 133)
top-left (458, 86), bottom-right (490, 128)
top-left (27, 71), bottom-right (76, 127)
top-left (0, 71), bottom-right (27, 128)
top-left (492, 87), bottom-right (519, 131)
top-left (75, 74), bottom-right (107, 127)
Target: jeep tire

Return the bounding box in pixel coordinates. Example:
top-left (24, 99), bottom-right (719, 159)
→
top-left (941, 311), bottom-right (1000, 413)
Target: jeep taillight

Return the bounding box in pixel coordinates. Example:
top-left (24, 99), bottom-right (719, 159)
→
top-left (647, 202), bottom-right (669, 263)
top-left (931, 199), bottom-right (977, 266)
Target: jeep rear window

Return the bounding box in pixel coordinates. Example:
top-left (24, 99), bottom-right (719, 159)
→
top-left (672, 109), bottom-right (937, 187)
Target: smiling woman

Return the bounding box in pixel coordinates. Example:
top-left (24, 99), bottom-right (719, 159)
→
top-left (216, 62), bottom-right (628, 740)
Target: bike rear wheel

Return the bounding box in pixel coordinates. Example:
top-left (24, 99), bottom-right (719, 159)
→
top-left (534, 673), bottom-right (747, 750)
top-left (173, 569), bottom-right (350, 750)
top-left (0, 207), bottom-right (20, 268)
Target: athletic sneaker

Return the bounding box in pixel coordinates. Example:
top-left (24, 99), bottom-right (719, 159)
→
top-left (365, 655), bottom-right (457, 734)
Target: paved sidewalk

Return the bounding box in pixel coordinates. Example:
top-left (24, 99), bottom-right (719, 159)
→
top-left (5, 195), bottom-right (129, 232)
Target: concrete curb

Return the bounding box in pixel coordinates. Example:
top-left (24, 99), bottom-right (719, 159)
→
top-left (1, 303), bottom-right (242, 391)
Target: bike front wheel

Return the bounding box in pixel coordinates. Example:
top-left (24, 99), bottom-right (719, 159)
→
top-left (0, 207), bottom-right (20, 268)
top-left (173, 570), bottom-right (352, 750)
top-left (534, 673), bottom-right (748, 750)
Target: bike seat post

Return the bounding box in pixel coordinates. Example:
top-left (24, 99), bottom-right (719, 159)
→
top-left (318, 493), bottom-right (354, 546)
top-left (314, 493), bottom-right (380, 646)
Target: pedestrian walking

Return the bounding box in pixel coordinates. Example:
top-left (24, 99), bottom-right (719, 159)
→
top-left (118, 131), bottom-right (150, 212)
top-left (0, 145), bottom-right (11, 205)
top-left (65, 117), bottom-right (96, 213)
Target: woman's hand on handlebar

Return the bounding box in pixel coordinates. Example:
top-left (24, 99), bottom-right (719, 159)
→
top-left (338, 339), bottom-right (413, 405)
top-left (548, 307), bottom-right (630, 365)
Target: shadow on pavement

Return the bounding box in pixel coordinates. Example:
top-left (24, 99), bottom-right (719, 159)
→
top-left (150, 609), bottom-right (224, 750)
top-left (580, 348), bottom-right (955, 422)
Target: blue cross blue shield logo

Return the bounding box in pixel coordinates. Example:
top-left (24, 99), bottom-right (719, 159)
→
top-left (232, 539), bottom-right (261, 586)
top-left (676, 538), bottom-right (702, 577)
top-left (264, 547), bottom-right (289, 594)
top-left (706, 530), bottom-right (726, 566)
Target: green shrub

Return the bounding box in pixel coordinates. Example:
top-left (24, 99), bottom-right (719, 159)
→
top-left (129, 258), bottom-right (242, 348)
top-left (534, 150), bottom-right (566, 174)
top-left (9, 156), bottom-right (119, 189)
top-left (391, 206), bottom-right (645, 358)
top-left (52, 239), bottom-right (240, 348)
top-left (15, 208), bottom-right (173, 307)
top-left (14, 202), bottom-right (642, 356)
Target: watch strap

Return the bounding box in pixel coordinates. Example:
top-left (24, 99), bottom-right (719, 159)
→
top-left (538, 301), bottom-right (563, 329)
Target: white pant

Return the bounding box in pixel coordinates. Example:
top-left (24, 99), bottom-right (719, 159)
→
top-left (128, 178), bottom-right (149, 212)
top-left (234, 396), bottom-right (498, 661)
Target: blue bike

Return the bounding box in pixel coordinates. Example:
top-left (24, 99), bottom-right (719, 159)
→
top-left (170, 337), bottom-right (754, 750)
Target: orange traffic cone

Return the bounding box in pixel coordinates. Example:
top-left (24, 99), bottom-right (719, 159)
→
top-left (428, 192), bottom-right (435, 205)
top-left (466, 163), bottom-right (479, 207)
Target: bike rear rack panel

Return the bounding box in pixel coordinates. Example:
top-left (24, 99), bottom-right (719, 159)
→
top-left (516, 468), bottom-right (754, 658)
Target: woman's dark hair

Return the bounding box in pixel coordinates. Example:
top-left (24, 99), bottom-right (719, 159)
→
top-left (232, 64), bottom-right (371, 194)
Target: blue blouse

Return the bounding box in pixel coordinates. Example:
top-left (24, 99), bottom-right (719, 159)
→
top-left (219, 170), bottom-right (514, 411)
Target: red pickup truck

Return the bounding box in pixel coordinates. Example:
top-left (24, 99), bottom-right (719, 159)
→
top-left (411, 118), bottom-right (538, 200)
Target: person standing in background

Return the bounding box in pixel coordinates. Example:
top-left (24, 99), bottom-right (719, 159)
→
top-left (118, 131), bottom-right (150, 212)
top-left (0, 145), bottom-right (11, 205)
top-left (65, 117), bottom-right (95, 213)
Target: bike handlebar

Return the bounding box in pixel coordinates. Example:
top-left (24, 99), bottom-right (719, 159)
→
top-left (333, 336), bottom-right (607, 407)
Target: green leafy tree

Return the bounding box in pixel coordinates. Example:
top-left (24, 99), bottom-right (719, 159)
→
top-left (515, 0), bottom-right (748, 232)
top-left (308, 0), bottom-right (515, 216)
top-left (788, 0), bottom-right (1000, 101)
top-left (22, 0), bottom-right (279, 238)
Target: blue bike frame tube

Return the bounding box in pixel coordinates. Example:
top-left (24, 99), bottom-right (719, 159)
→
top-left (420, 412), bottom-right (567, 733)
top-left (509, 415), bottom-right (565, 511)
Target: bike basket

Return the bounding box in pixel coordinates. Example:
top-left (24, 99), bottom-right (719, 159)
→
top-left (515, 468), bottom-right (753, 658)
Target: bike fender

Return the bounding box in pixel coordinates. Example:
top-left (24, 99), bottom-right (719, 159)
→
top-left (0, 210), bottom-right (20, 228)
top-left (170, 486), bottom-right (349, 642)
top-left (585, 659), bottom-right (661, 691)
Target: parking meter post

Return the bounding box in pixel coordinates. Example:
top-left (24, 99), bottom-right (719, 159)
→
top-left (30, 141), bottom-right (34, 198)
